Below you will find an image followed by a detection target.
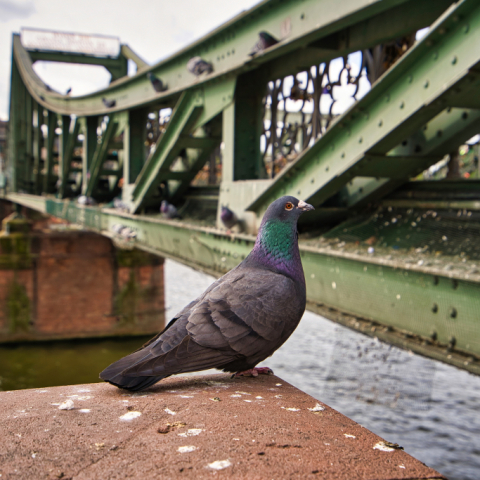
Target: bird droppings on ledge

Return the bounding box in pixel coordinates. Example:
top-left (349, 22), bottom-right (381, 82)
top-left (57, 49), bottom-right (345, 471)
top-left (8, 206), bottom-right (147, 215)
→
top-left (58, 399), bottom-right (74, 410)
top-left (0, 374), bottom-right (444, 479)
top-left (119, 411), bottom-right (141, 421)
top-left (308, 403), bottom-right (325, 412)
top-left (207, 459), bottom-right (232, 470)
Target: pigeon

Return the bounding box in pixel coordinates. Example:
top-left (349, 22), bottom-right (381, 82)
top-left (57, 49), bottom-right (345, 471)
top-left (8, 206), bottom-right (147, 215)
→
top-left (102, 97), bottom-right (116, 108)
top-left (111, 223), bottom-right (125, 234)
top-left (187, 56), bottom-right (213, 76)
top-left (160, 200), bottom-right (180, 219)
top-left (113, 197), bottom-right (129, 212)
top-left (249, 31), bottom-right (279, 57)
top-left (99, 196), bottom-right (314, 391)
top-left (221, 206), bottom-right (238, 230)
top-left (147, 72), bottom-right (167, 93)
top-left (77, 195), bottom-right (97, 206)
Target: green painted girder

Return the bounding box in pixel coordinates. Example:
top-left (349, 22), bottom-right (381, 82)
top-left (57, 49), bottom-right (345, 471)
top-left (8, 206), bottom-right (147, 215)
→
top-left (339, 107), bottom-right (480, 209)
top-left (9, 0), bottom-right (453, 118)
top-left (27, 50), bottom-right (128, 81)
top-left (85, 117), bottom-right (119, 197)
top-left (32, 102), bottom-right (43, 195)
top-left (43, 111), bottom-right (57, 193)
top-left (131, 90), bottom-right (204, 212)
top-left (170, 141), bottom-right (220, 203)
top-left (5, 192), bottom-right (480, 374)
top-left (248, 0), bottom-right (480, 215)
top-left (59, 117), bottom-right (81, 198)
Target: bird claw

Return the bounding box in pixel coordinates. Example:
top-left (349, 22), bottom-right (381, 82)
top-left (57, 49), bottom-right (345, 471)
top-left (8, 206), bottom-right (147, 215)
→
top-left (233, 367), bottom-right (274, 378)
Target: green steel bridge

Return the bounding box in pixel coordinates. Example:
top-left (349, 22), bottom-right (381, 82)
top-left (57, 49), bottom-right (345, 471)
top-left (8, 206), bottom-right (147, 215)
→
top-left (4, 0), bottom-right (480, 374)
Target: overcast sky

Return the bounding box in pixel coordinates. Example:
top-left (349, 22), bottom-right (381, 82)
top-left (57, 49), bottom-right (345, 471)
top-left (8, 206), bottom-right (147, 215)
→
top-left (0, 0), bottom-right (260, 120)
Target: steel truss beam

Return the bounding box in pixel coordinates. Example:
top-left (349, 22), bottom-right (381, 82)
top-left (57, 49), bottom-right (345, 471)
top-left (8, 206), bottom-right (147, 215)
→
top-left (6, 192), bottom-right (480, 375)
top-left (249, 0), bottom-right (480, 215)
top-left (10, 0), bottom-right (452, 117)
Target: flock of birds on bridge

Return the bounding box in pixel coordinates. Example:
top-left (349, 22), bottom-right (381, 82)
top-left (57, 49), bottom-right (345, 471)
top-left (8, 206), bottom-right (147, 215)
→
top-left (99, 31), bottom-right (278, 109)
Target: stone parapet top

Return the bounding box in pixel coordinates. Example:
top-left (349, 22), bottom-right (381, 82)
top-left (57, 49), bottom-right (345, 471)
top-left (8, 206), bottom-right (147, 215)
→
top-left (0, 374), bottom-right (445, 479)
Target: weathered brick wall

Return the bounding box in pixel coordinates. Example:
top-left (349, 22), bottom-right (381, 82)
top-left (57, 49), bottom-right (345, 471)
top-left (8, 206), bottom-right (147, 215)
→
top-left (0, 227), bottom-right (165, 342)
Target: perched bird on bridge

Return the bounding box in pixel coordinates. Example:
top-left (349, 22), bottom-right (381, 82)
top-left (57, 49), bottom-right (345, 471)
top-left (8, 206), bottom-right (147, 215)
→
top-left (249, 31), bottom-right (279, 56)
top-left (221, 206), bottom-right (238, 231)
top-left (187, 56), bottom-right (213, 76)
top-left (160, 200), bottom-right (180, 219)
top-left (77, 195), bottom-right (97, 206)
top-left (100, 196), bottom-right (314, 391)
top-left (102, 97), bottom-right (116, 108)
top-left (147, 72), bottom-right (167, 93)
top-left (289, 78), bottom-right (312, 102)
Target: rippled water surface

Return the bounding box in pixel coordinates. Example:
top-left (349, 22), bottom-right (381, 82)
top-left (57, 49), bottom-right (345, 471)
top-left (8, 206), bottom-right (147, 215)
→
top-left (1, 259), bottom-right (479, 479)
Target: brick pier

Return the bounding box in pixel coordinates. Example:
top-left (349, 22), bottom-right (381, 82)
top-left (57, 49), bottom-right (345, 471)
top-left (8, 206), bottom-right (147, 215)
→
top-left (0, 201), bottom-right (165, 342)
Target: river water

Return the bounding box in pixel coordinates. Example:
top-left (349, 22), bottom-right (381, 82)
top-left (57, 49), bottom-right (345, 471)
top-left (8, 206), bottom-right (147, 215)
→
top-left (164, 260), bottom-right (480, 480)
top-left (1, 259), bottom-right (479, 479)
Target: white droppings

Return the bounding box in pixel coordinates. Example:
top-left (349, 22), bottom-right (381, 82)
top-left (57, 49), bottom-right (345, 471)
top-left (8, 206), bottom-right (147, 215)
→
top-left (244, 400), bottom-right (252, 403)
top-left (344, 434), bottom-right (356, 438)
top-left (119, 411), bottom-right (141, 421)
top-left (178, 446), bottom-right (197, 453)
top-left (367, 247), bottom-right (375, 254)
top-left (230, 394), bottom-right (242, 398)
top-left (399, 465), bottom-right (406, 469)
top-left (76, 388), bottom-right (91, 393)
top-left (58, 399), bottom-right (74, 410)
top-left (274, 395), bottom-right (282, 398)
top-left (235, 391), bottom-right (251, 395)
top-left (50, 403), bottom-right (61, 406)
top-left (77, 396), bottom-right (92, 401)
top-left (207, 460), bottom-right (232, 470)
top-left (373, 441), bottom-right (395, 452)
top-left (31, 453), bottom-right (37, 459)
top-left (79, 409), bottom-right (91, 413)
top-left (275, 384), bottom-right (282, 387)
top-left (179, 395), bottom-right (193, 398)
top-left (178, 429), bottom-right (202, 437)
top-left (282, 407), bottom-right (300, 412)
top-left (308, 403), bottom-right (325, 412)
top-left (164, 408), bottom-right (176, 415)
top-left (256, 396), bottom-right (263, 399)
top-left (232, 438), bottom-right (239, 441)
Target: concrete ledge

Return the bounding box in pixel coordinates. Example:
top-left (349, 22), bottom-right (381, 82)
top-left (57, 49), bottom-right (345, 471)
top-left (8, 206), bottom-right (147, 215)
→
top-left (0, 374), bottom-right (444, 479)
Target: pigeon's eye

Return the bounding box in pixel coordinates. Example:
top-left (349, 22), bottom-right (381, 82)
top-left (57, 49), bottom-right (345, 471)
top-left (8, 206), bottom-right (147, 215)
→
top-left (285, 202), bottom-right (294, 211)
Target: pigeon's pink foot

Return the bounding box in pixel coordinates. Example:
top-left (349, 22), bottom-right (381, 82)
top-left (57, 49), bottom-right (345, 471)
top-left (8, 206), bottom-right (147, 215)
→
top-left (233, 367), bottom-right (274, 378)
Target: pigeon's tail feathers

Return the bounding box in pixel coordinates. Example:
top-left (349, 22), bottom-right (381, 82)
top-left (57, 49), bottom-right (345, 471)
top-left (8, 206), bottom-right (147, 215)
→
top-left (123, 336), bottom-right (233, 378)
top-left (103, 373), bottom-right (165, 391)
top-left (99, 349), bottom-right (165, 391)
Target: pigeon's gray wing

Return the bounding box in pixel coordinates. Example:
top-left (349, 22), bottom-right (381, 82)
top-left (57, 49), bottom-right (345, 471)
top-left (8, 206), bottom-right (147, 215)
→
top-left (124, 268), bottom-right (303, 377)
top-left (187, 268), bottom-right (304, 359)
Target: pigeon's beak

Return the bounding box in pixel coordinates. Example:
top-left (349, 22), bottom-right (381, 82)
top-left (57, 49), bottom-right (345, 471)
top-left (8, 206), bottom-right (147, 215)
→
top-left (297, 200), bottom-right (315, 212)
